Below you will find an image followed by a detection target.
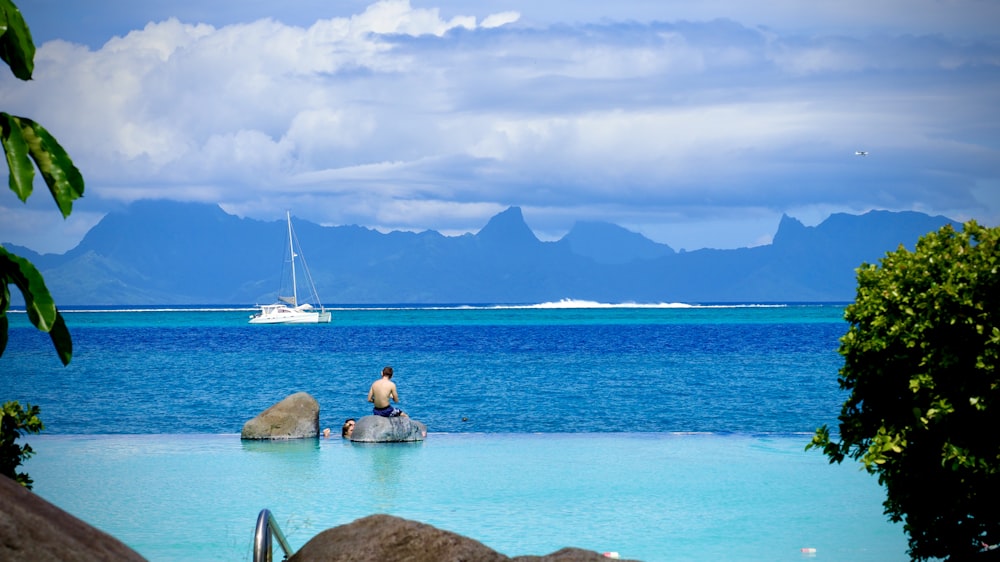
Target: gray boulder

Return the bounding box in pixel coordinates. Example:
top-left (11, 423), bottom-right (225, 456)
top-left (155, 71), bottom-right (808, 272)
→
top-left (241, 392), bottom-right (319, 439)
top-left (349, 415), bottom-right (427, 442)
top-left (288, 514), bottom-right (640, 561)
top-left (0, 475), bottom-right (147, 561)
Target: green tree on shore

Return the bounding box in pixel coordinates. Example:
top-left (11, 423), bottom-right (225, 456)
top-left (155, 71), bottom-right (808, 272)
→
top-left (809, 221), bottom-right (999, 561)
top-left (0, 400), bottom-right (43, 487)
top-left (1, 0), bottom-right (83, 487)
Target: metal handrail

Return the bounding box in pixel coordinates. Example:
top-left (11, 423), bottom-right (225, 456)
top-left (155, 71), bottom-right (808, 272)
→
top-left (253, 509), bottom-right (295, 562)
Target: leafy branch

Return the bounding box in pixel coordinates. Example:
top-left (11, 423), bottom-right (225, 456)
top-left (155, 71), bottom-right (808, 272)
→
top-left (0, 0), bottom-right (83, 365)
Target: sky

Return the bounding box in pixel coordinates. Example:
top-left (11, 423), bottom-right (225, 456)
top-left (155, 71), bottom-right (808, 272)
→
top-left (2, 0), bottom-right (999, 254)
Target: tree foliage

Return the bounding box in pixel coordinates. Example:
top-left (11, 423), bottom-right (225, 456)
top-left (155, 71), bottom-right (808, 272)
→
top-left (809, 220), bottom-right (1000, 561)
top-left (0, 400), bottom-right (43, 488)
top-left (1, 0), bottom-right (83, 487)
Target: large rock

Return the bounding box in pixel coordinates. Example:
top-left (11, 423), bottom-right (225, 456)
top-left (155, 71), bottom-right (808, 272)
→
top-left (0, 475), bottom-right (147, 561)
top-left (241, 392), bottom-right (319, 439)
top-left (288, 514), bottom-right (638, 562)
top-left (349, 415), bottom-right (427, 443)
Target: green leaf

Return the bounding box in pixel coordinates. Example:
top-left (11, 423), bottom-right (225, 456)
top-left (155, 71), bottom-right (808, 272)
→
top-left (0, 247), bottom-right (71, 364)
top-left (1, 111), bottom-right (35, 201)
top-left (0, 246), bottom-right (57, 331)
top-left (47, 309), bottom-right (71, 366)
top-left (8, 115), bottom-right (84, 217)
top-left (0, 313), bottom-right (7, 357)
top-left (0, 0), bottom-right (35, 80)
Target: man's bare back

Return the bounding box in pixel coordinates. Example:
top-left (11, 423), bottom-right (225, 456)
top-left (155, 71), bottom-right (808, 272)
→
top-left (367, 366), bottom-right (408, 417)
top-left (367, 376), bottom-right (398, 409)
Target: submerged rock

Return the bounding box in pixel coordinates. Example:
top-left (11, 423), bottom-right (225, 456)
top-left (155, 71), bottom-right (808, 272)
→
top-left (0, 475), bottom-right (147, 561)
top-left (288, 514), bottom-right (638, 562)
top-left (241, 392), bottom-right (319, 439)
top-left (349, 415), bottom-right (427, 442)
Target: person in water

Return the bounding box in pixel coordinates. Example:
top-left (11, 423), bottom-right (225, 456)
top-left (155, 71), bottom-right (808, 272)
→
top-left (322, 418), bottom-right (358, 438)
top-left (367, 366), bottom-right (408, 417)
top-left (341, 418), bottom-right (356, 438)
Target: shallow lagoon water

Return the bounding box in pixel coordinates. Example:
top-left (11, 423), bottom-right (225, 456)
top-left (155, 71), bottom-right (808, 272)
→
top-left (27, 432), bottom-right (906, 562)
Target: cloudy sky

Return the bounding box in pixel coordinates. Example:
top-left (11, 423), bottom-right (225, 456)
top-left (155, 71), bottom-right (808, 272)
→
top-left (3, 0), bottom-right (999, 253)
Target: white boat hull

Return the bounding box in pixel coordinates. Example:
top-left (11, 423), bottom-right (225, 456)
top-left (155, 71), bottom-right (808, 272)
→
top-left (249, 304), bottom-right (332, 324)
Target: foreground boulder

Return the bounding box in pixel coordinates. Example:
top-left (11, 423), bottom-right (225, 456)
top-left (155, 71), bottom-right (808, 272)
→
top-left (288, 514), bottom-right (638, 562)
top-left (349, 415), bottom-right (427, 442)
top-left (0, 475), bottom-right (147, 561)
top-left (241, 392), bottom-right (319, 439)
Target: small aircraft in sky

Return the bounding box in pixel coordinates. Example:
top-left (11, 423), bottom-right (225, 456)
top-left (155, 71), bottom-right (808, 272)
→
top-left (855, 150), bottom-right (869, 156)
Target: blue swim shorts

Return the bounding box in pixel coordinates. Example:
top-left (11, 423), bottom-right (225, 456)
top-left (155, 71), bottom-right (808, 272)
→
top-left (373, 405), bottom-right (403, 417)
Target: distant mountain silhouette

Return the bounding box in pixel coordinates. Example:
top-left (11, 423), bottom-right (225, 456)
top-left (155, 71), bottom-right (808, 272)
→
top-left (477, 207), bottom-right (539, 251)
top-left (3, 201), bottom-right (962, 305)
top-left (563, 221), bottom-right (674, 265)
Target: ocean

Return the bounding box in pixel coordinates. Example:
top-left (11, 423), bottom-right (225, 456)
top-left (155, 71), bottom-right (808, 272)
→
top-left (2, 302), bottom-right (910, 561)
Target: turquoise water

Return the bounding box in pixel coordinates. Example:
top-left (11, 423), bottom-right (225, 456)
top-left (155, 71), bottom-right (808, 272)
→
top-left (4, 304), bottom-right (912, 560)
top-left (4, 304), bottom-right (849, 434)
top-left (27, 433), bottom-right (905, 562)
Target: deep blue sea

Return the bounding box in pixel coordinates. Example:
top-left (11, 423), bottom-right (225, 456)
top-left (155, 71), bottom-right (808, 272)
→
top-left (4, 302), bottom-right (912, 561)
top-left (3, 303), bottom-right (848, 435)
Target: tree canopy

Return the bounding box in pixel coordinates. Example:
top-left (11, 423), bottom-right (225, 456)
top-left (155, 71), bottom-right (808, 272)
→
top-left (810, 220), bottom-right (1000, 561)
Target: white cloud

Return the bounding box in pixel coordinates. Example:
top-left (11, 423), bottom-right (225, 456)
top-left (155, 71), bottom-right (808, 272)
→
top-left (1, 0), bottom-right (998, 254)
top-left (481, 12), bottom-right (521, 29)
top-left (352, 0), bottom-right (475, 36)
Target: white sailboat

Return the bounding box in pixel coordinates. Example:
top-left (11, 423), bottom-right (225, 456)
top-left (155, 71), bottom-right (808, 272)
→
top-left (249, 211), bottom-right (332, 324)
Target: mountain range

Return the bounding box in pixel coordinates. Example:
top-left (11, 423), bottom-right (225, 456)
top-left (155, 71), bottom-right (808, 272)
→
top-left (5, 200), bottom-right (962, 305)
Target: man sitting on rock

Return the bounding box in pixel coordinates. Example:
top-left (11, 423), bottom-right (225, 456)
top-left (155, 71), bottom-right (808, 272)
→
top-left (367, 366), bottom-right (408, 417)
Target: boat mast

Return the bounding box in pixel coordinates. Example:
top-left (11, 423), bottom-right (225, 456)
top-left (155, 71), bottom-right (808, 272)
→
top-left (287, 210), bottom-right (298, 306)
